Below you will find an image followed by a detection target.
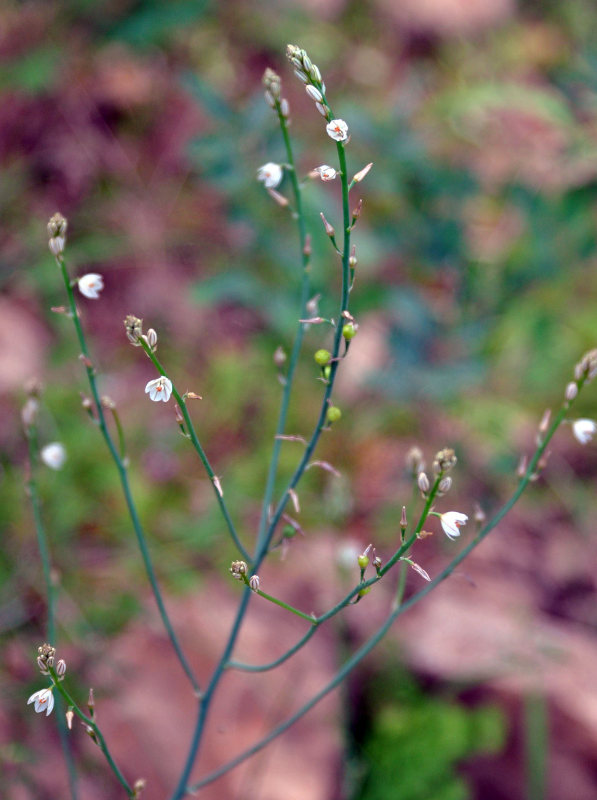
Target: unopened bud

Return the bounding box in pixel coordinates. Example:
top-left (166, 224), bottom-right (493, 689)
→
top-left (56, 659), bottom-right (67, 677)
top-left (373, 555), bottom-right (382, 569)
top-left (538, 408), bottom-right (551, 435)
top-left (22, 397), bottom-right (39, 428)
top-left (174, 405), bottom-right (184, 424)
top-left (66, 709), bottom-right (74, 730)
top-left (145, 328), bottom-right (158, 350)
top-left (303, 234), bottom-right (312, 256)
top-left (351, 162), bottom-right (373, 183)
top-left (267, 187), bottom-right (289, 207)
top-left (133, 779), bottom-right (147, 798)
top-left (352, 199), bottom-right (363, 220)
top-left (438, 476), bottom-right (452, 494)
top-left (273, 346), bottom-right (287, 367)
top-left (473, 503), bottom-right (486, 525)
top-left (417, 472), bottom-right (430, 493)
top-left (400, 506), bottom-right (407, 528)
top-left (37, 656), bottom-right (50, 675)
top-left (249, 575), bottom-right (260, 593)
top-left (565, 382), bottom-right (578, 402)
top-left (405, 446), bottom-right (425, 475)
top-left (305, 85), bottom-right (323, 103)
top-left (87, 688), bottom-right (95, 712)
top-left (320, 212), bottom-right (335, 238)
top-left (280, 98), bottom-right (290, 118)
top-left (433, 448), bottom-right (457, 474)
top-left (517, 454), bottom-right (528, 478)
top-left (315, 102), bottom-right (328, 117)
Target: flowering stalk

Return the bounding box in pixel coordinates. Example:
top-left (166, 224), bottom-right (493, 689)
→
top-left (24, 423), bottom-right (78, 798)
top-left (50, 239), bottom-right (199, 694)
top-left (136, 338), bottom-right (249, 562)
top-left (47, 666), bottom-right (134, 798)
top-left (167, 53), bottom-right (355, 800)
top-left (188, 374), bottom-right (588, 791)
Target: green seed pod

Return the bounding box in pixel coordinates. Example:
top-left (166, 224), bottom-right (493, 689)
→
top-left (283, 524), bottom-right (296, 538)
top-left (357, 554), bottom-right (369, 569)
top-left (342, 323), bottom-right (357, 340)
top-left (323, 365), bottom-right (332, 380)
top-left (327, 406), bottom-right (342, 423)
top-left (314, 349), bottom-right (331, 366)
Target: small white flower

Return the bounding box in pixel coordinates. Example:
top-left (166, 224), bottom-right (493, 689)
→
top-left (439, 511), bottom-right (468, 540)
top-left (326, 118), bottom-right (349, 142)
top-left (572, 418), bottom-right (597, 445)
top-left (257, 162), bottom-right (283, 189)
top-left (27, 687), bottom-right (54, 716)
top-left (40, 442), bottom-right (66, 470)
top-left (145, 376), bottom-right (173, 403)
top-left (78, 273), bottom-right (104, 299)
top-left (314, 165), bottom-right (337, 181)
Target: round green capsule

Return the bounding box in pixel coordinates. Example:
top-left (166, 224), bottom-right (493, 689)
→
top-left (327, 406), bottom-right (342, 423)
top-left (323, 365), bottom-right (332, 380)
top-left (342, 323), bottom-right (357, 340)
top-left (283, 524), bottom-right (296, 538)
top-left (314, 349), bottom-right (331, 366)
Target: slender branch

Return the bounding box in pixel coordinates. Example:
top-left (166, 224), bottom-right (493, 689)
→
top-left (254, 96), bottom-right (311, 555)
top-left (49, 670), bottom-right (133, 798)
top-left (187, 400), bottom-right (572, 792)
top-left (226, 626), bottom-right (318, 672)
top-left (25, 424), bottom-right (79, 798)
top-left (137, 339), bottom-right (250, 561)
top-left (54, 253), bottom-right (199, 694)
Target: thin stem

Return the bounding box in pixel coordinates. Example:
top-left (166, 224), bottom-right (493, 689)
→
top-left (249, 586), bottom-right (316, 623)
top-left (137, 339), bottom-right (249, 562)
top-left (254, 97), bottom-right (311, 555)
top-left (226, 626), bottom-right (318, 672)
top-left (168, 79), bottom-right (353, 800)
top-left (257, 137), bottom-right (352, 562)
top-left (187, 401), bottom-right (570, 793)
top-left (50, 673), bottom-right (133, 798)
top-left (25, 425), bottom-right (79, 798)
top-left (55, 254), bottom-right (199, 694)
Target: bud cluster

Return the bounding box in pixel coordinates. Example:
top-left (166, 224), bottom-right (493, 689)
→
top-left (230, 560), bottom-right (248, 580)
top-left (47, 212), bottom-right (67, 256)
top-left (286, 44), bottom-right (329, 119)
top-left (433, 448), bottom-right (457, 475)
top-left (124, 315), bottom-right (143, 346)
top-left (263, 68), bottom-right (289, 119)
top-left (36, 643), bottom-right (66, 679)
top-left (574, 349), bottom-right (597, 384)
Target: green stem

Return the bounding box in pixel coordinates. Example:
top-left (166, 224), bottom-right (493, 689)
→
top-left (137, 340), bottom-right (249, 562)
top-left (187, 402), bottom-right (570, 793)
top-left (50, 673), bottom-right (133, 798)
top-left (254, 98), bottom-right (311, 555)
top-left (226, 625), bottom-right (318, 672)
top-left (25, 425), bottom-right (79, 798)
top-left (168, 81), bottom-right (354, 800)
top-left (250, 586), bottom-right (316, 623)
top-left (55, 254), bottom-right (199, 694)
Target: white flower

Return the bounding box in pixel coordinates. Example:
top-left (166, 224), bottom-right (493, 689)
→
top-left (28, 687), bottom-right (54, 716)
top-left (439, 511), bottom-right (468, 540)
top-left (40, 442), bottom-right (66, 470)
top-left (572, 418), bottom-right (597, 445)
top-left (257, 162), bottom-right (283, 189)
top-left (78, 273), bottom-right (104, 299)
top-left (326, 118), bottom-right (349, 142)
top-left (145, 376), bottom-right (173, 403)
top-left (314, 165), bottom-right (337, 181)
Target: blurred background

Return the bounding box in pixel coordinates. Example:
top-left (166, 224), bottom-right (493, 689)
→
top-left (2, 0), bottom-right (597, 798)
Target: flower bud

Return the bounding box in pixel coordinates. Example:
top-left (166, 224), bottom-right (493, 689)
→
top-left (47, 213), bottom-right (67, 256)
top-left (438, 476), bottom-right (452, 494)
top-left (305, 85), bottom-right (323, 103)
top-left (351, 162), bottom-right (373, 183)
top-left (274, 346), bottom-right (287, 367)
top-left (145, 328), bottom-right (158, 350)
top-left (124, 315), bottom-right (143, 345)
top-left (433, 448), bottom-right (457, 474)
top-left (417, 472), bottom-right (430, 493)
top-left (319, 212), bottom-right (335, 238)
top-left (56, 659), bottom-right (67, 677)
top-left (315, 102), bottom-right (328, 117)
top-left (249, 575), bottom-right (260, 593)
top-left (229, 560), bottom-right (248, 579)
top-left (400, 506), bottom-right (407, 528)
top-left (565, 382), bottom-right (578, 402)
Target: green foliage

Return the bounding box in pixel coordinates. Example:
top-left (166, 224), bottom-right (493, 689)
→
top-left (351, 672), bottom-right (505, 800)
